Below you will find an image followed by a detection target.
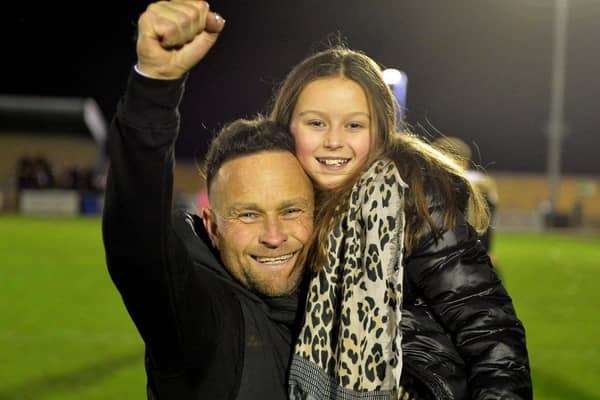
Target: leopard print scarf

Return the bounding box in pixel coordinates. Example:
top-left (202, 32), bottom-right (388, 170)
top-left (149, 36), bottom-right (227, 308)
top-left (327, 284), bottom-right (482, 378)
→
top-left (289, 159), bottom-right (407, 400)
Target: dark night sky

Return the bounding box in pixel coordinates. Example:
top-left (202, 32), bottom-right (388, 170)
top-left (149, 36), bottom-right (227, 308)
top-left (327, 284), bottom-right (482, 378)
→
top-left (3, 0), bottom-right (599, 174)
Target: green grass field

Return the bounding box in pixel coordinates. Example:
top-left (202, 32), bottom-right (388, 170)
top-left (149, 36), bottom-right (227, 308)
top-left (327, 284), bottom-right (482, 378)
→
top-left (1, 215), bottom-right (599, 399)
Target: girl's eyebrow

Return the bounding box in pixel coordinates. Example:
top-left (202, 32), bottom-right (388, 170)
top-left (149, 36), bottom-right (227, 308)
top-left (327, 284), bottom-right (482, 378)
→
top-left (297, 110), bottom-right (370, 118)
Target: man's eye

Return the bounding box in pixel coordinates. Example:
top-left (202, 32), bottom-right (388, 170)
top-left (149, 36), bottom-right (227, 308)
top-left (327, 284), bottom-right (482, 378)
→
top-left (239, 212), bottom-right (259, 222)
top-left (282, 208), bottom-right (303, 219)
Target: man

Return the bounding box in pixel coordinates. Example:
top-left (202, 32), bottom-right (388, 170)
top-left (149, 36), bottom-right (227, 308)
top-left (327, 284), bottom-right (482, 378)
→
top-left (102, 1), bottom-right (315, 398)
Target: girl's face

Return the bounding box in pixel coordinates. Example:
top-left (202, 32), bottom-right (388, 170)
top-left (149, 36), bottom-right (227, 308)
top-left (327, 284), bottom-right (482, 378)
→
top-left (290, 77), bottom-right (372, 190)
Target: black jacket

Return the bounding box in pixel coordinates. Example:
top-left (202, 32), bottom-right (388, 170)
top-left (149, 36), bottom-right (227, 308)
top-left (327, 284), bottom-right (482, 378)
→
top-left (401, 205), bottom-right (532, 399)
top-left (104, 69), bottom-right (531, 400)
top-left (102, 70), bottom-right (302, 399)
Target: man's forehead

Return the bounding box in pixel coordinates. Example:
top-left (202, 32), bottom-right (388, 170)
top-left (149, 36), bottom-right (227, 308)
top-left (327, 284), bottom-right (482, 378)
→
top-left (210, 151), bottom-right (313, 207)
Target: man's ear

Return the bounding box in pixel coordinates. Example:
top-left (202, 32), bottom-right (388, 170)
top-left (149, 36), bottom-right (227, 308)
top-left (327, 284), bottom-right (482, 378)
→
top-left (201, 207), bottom-right (220, 249)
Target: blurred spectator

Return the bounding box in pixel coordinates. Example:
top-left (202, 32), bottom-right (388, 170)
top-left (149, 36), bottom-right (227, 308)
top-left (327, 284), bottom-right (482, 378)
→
top-left (57, 162), bottom-right (83, 190)
top-left (433, 136), bottom-right (500, 264)
top-left (65, 163), bottom-right (80, 189)
top-left (16, 155), bottom-right (36, 190)
top-left (81, 167), bottom-right (99, 192)
top-left (16, 154), bottom-right (55, 190)
top-left (32, 155), bottom-right (55, 189)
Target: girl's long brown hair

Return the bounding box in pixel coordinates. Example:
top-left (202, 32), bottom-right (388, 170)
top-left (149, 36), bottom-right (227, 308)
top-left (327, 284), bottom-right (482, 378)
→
top-left (270, 46), bottom-right (489, 271)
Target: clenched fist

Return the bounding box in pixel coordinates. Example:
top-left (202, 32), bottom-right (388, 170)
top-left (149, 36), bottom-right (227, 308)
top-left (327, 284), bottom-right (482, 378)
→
top-left (136, 0), bottom-right (225, 79)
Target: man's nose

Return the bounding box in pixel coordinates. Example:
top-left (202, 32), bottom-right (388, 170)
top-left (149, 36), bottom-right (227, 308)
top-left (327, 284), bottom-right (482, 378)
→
top-left (259, 217), bottom-right (288, 248)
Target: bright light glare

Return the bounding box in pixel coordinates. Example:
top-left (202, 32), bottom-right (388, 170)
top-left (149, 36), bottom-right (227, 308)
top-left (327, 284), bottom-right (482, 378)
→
top-left (382, 68), bottom-right (405, 85)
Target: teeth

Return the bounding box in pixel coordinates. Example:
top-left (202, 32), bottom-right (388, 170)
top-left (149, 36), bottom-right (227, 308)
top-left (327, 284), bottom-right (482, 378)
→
top-left (254, 253), bottom-right (295, 264)
top-left (318, 158), bottom-right (349, 166)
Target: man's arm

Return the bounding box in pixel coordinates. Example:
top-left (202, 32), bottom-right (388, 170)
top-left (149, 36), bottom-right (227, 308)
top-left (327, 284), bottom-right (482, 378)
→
top-left (102, 70), bottom-right (188, 370)
top-left (102, 0), bottom-right (225, 372)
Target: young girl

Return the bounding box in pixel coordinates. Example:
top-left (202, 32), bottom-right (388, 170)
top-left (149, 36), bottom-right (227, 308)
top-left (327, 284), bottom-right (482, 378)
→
top-left (271, 46), bottom-right (532, 400)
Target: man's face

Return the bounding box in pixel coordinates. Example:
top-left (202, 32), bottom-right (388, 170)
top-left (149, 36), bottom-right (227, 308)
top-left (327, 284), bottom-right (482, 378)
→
top-left (202, 151), bottom-right (314, 297)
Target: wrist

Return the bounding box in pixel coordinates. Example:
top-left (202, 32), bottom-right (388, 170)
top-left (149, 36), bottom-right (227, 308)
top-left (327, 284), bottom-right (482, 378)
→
top-left (135, 63), bottom-right (185, 80)
top-left (118, 67), bottom-right (188, 128)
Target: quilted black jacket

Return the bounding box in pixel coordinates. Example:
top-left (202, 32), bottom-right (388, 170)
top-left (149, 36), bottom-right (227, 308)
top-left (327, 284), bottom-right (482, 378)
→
top-left (401, 207), bottom-right (532, 399)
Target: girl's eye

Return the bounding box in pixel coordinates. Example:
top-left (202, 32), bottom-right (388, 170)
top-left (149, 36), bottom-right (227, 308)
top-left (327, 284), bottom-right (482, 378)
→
top-left (307, 120), bottom-right (325, 128)
top-left (348, 122), bottom-right (365, 129)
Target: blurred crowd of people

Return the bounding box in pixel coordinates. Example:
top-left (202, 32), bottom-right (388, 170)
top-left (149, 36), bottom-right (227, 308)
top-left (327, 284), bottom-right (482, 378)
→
top-left (16, 154), bottom-right (101, 193)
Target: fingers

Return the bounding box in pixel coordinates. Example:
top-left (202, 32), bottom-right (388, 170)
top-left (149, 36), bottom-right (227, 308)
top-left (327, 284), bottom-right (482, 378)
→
top-left (142, 1), bottom-right (223, 49)
top-left (171, 0), bottom-right (225, 33)
top-left (148, 1), bottom-right (207, 48)
top-left (205, 10), bottom-right (225, 33)
top-left (136, 0), bottom-right (225, 79)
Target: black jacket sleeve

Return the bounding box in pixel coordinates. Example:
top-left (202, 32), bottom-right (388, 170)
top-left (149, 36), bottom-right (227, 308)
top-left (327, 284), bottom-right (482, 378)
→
top-left (406, 208), bottom-right (533, 399)
top-left (101, 70), bottom-right (220, 373)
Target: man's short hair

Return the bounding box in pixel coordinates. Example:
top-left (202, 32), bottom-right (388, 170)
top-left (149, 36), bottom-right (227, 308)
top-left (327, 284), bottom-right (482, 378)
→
top-left (202, 116), bottom-right (296, 193)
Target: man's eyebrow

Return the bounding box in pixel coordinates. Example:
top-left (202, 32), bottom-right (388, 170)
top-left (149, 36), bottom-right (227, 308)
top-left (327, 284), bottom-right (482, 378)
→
top-left (279, 198), bottom-right (312, 209)
top-left (226, 198), bottom-right (311, 213)
top-left (226, 203), bottom-right (262, 213)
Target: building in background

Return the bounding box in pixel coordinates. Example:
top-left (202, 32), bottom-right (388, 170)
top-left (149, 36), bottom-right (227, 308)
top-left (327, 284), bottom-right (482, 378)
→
top-left (0, 96), bottom-right (107, 216)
